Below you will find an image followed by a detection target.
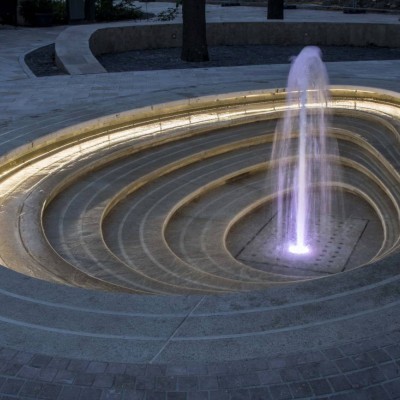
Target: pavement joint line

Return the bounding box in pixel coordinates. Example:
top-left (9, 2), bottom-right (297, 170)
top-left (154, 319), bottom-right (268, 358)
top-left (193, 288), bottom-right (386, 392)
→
top-left (150, 296), bottom-right (206, 364)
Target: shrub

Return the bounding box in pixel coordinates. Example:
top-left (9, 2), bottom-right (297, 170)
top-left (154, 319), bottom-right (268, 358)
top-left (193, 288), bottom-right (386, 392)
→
top-left (20, 0), bottom-right (53, 24)
top-left (95, 0), bottom-right (143, 21)
top-left (157, 7), bottom-right (179, 21)
top-left (52, 0), bottom-right (67, 24)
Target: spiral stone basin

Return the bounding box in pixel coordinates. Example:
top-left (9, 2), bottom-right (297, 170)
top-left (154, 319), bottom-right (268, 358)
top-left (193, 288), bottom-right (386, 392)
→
top-left (0, 86), bottom-right (399, 295)
top-left (1, 86), bottom-right (400, 364)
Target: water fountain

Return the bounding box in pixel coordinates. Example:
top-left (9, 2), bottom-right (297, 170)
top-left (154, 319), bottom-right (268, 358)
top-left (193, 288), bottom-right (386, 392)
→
top-left (0, 49), bottom-right (396, 293)
top-left (271, 46), bottom-right (343, 259)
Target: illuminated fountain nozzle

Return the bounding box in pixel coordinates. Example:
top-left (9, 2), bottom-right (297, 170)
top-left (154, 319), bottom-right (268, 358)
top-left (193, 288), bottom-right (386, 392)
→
top-left (288, 243), bottom-right (310, 255)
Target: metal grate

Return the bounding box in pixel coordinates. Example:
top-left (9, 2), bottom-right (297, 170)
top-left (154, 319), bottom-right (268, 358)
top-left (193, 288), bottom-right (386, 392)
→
top-left (239, 214), bottom-right (367, 274)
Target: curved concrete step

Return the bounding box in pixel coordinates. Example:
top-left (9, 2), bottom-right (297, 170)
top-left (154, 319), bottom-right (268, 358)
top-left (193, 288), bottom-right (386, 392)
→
top-left (37, 109), bottom-right (400, 294)
top-left (49, 124), bottom-right (292, 290)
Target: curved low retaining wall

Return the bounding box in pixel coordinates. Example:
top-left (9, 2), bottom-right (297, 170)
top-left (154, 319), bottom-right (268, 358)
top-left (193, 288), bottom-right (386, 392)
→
top-left (56, 21), bottom-right (400, 75)
top-left (90, 22), bottom-right (400, 56)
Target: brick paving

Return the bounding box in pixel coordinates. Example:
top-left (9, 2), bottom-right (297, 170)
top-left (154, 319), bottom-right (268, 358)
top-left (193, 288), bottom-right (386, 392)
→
top-left (1, 330), bottom-right (400, 399)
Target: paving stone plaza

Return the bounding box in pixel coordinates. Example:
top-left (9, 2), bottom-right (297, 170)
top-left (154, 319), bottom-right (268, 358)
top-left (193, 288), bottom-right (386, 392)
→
top-left (2, 2), bottom-right (400, 399)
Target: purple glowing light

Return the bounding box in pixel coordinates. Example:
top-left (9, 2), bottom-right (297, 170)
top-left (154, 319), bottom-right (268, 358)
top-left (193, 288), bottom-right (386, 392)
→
top-left (288, 243), bottom-right (310, 255)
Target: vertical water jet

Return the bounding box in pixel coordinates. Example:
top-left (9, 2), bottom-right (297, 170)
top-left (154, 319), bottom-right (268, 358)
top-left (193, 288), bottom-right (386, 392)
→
top-left (271, 46), bottom-right (342, 258)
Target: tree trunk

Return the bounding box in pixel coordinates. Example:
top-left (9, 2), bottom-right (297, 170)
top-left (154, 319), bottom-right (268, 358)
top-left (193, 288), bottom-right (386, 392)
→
top-left (267, 0), bottom-right (284, 19)
top-left (85, 0), bottom-right (96, 21)
top-left (181, 0), bottom-right (209, 62)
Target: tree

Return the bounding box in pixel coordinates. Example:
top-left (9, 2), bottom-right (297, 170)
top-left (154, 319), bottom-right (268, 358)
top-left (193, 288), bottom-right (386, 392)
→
top-left (267, 0), bottom-right (284, 19)
top-left (181, 0), bottom-right (209, 62)
top-left (85, 0), bottom-right (96, 21)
